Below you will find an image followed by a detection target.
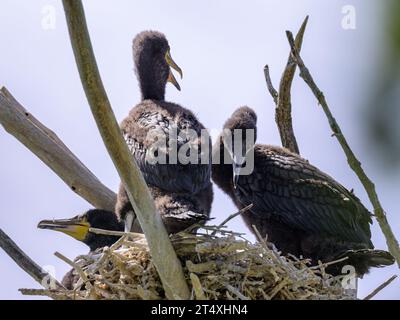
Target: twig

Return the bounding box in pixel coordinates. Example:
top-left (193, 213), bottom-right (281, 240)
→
top-left (0, 87), bottom-right (116, 211)
top-left (89, 227), bottom-right (143, 239)
top-left (62, 0), bottom-right (190, 299)
top-left (308, 257), bottom-right (349, 270)
top-left (19, 289), bottom-right (74, 300)
top-left (211, 204), bottom-right (253, 236)
top-left (264, 16), bottom-right (308, 155)
top-left (54, 251), bottom-right (90, 286)
top-left (224, 284), bottom-right (251, 300)
top-left (286, 30), bottom-right (400, 268)
top-left (264, 65), bottom-right (278, 104)
top-left (363, 275), bottom-right (398, 300)
top-left (0, 228), bottom-right (63, 290)
top-left (190, 273), bottom-right (207, 300)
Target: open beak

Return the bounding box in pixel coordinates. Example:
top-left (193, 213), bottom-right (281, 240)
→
top-left (165, 49), bottom-right (183, 91)
top-left (38, 217), bottom-right (90, 242)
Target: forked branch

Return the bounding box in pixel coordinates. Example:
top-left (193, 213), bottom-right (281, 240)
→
top-left (286, 30), bottom-right (400, 267)
top-left (264, 16), bottom-right (309, 155)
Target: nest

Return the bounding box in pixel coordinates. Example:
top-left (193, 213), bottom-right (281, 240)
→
top-left (21, 224), bottom-right (355, 300)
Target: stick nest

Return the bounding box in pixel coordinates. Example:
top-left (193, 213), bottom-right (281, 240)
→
top-left (20, 225), bottom-right (355, 300)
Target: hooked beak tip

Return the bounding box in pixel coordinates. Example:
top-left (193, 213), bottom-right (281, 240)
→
top-left (165, 49), bottom-right (183, 89)
top-left (37, 220), bottom-right (53, 230)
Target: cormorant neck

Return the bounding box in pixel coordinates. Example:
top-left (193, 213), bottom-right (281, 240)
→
top-left (140, 79), bottom-right (166, 101)
top-left (212, 136), bottom-right (235, 198)
top-left (136, 56), bottom-right (168, 101)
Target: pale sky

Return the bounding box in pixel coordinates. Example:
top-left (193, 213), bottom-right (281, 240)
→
top-left (0, 0), bottom-right (398, 299)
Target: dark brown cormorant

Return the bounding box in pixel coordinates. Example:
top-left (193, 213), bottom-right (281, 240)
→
top-left (116, 184), bottom-right (213, 234)
top-left (118, 30), bottom-right (213, 232)
top-left (38, 209), bottom-right (123, 289)
top-left (212, 106), bottom-right (394, 275)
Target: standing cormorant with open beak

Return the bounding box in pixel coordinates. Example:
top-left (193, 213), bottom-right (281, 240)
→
top-left (212, 106), bottom-right (394, 276)
top-left (117, 31), bottom-right (213, 233)
top-left (38, 209), bottom-right (123, 289)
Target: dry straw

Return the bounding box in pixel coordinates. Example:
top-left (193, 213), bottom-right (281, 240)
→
top-left (20, 222), bottom-right (355, 300)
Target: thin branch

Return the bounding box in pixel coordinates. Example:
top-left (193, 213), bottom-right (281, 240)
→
top-left (308, 257), bottom-right (349, 270)
top-left (89, 227), bottom-right (143, 239)
top-left (264, 65), bottom-right (278, 104)
top-left (363, 275), bottom-right (397, 300)
top-left (211, 204), bottom-right (253, 236)
top-left (62, 0), bottom-right (190, 299)
top-left (286, 30), bottom-right (400, 267)
top-left (0, 87), bottom-right (116, 211)
top-left (54, 251), bottom-right (91, 290)
top-left (0, 228), bottom-right (64, 290)
top-left (19, 289), bottom-right (73, 300)
top-left (265, 16), bottom-right (308, 155)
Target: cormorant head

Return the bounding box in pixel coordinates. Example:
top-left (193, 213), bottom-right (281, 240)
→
top-left (37, 209), bottom-right (124, 251)
top-left (222, 106), bottom-right (257, 188)
top-left (133, 30), bottom-right (183, 100)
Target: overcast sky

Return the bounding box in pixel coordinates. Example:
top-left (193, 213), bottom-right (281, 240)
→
top-left (0, 0), bottom-right (398, 299)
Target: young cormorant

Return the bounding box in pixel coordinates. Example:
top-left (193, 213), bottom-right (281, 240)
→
top-left (38, 209), bottom-right (123, 289)
top-left (116, 183), bottom-right (213, 234)
top-left (118, 30), bottom-right (213, 231)
top-left (212, 106), bottom-right (394, 276)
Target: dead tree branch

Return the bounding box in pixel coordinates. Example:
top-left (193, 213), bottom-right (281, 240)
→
top-left (363, 275), bottom-right (398, 300)
top-left (286, 31), bottom-right (400, 267)
top-left (62, 0), bottom-right (190, 299)
top-left (0, 228), bottom-right (64, 290)
top-left (264, 65), bottom-right (278, 104)
top-left (264, 16), bottom-right (308, 155)
top-left (0, 87), bottom-right (116, 211)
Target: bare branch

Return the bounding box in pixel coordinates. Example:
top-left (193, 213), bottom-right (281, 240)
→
top-left (54, 251), bottom-right (92, 290)
top-left (0, 87), bottom-right (116, 211)
top-left (363, 275), bottom-right (398, 300)
top-left (265, 16), bottom-right (308, 155)
top-left (0, 228), bottom-right (64, 290)
top-left (286, 30), bottom-right (400, 267)
top-left (264, 65), bottom-right (278, 104)
top-left (211, 204), bottom-right (254, 236)
top-left (62, 0), bottom-right (190, 299)
top-left (19, 288), bottom-right (73, 300)
top-left (89, 227), bottom-right (143, 239)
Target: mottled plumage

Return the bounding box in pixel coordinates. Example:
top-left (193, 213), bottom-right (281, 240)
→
top-left (121, 100), bottom-right (211, 194)
top-left (117, 31), bottom-right (213, 232)
top-left (116, 183), bottom-right (213, 234)
top-left (212, 106), bottom-right (394, 275)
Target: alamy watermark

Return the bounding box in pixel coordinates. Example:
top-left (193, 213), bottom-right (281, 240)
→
top-left (41, 5), bottom-right (57, 30)
top-left (341, 5), bottom-right (357, 30)
top-left (125, 127), bottom-right (255, 177)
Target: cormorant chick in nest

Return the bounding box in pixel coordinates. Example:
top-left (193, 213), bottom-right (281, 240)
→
top-left (212, 106), bottom-right (394, 276)
top-left (118, 30), bottom-right (213, 233)
top-left (38, 209), bottom-right (123, 289)
top-left (116, 183), bottom-right (213, 234)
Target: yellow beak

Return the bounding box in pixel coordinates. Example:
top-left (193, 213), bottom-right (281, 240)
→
top-left (165, 49), bottom-right (183, 91)
top-left (38, 217), bottom-right (90, 242)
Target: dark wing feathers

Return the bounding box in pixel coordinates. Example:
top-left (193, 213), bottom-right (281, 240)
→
top-left (236, 146), bottom-right (372, 245)
top-left (121, 100), bottom-right (211, 193)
